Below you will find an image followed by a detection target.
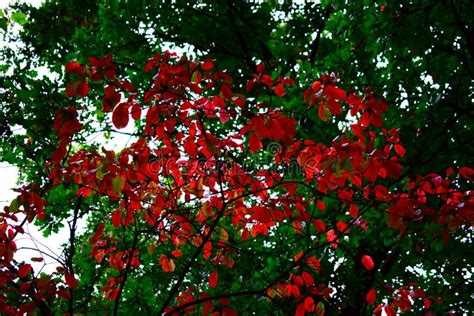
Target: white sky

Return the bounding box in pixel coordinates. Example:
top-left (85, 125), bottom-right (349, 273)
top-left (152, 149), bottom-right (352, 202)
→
top-left (0, 0), bottom-right (43, 9)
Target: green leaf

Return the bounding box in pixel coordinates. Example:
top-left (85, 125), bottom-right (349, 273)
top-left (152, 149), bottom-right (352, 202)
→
top-left (96, 165), bottom-right (106, 180)
top-left (11, 12), bottom-right (28, 26)
top-left (0, 63), bottom-right (10, 72)
top-left (433, 240), bottom-right (444, 252)
top-left (0, 16), bottom-right (7, 31)
top-left (9, 198), bottom-right (20, 212)
top-left (112, 175), bottom-right (124, 193)
top-left (316, 301), bottom-right (325, 314)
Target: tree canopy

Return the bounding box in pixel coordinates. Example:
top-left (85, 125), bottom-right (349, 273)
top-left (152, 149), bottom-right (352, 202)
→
top-left (0, 1), bottom-right (473, 315)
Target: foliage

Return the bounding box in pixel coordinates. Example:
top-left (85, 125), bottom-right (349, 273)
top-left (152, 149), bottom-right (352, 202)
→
top-left (0, 1), bottom-right (473, 315)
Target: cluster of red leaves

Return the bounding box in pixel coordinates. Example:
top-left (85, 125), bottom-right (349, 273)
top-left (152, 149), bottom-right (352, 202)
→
top-left (246, 62), bottom-right (295, 97)
top-left (0, 184), bottom-right (58, 315)
top-left (0, 52), bottom-right (472, 315)
top-left (64, 55), bottom-right (116, 98)
top-left (371, 282), bottom-right (445, 316)
top-left (387, 170), bottom-right (474, 235)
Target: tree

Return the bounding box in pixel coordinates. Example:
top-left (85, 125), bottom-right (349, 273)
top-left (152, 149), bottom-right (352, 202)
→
top-left (0, 1), bottom-right (473, 315)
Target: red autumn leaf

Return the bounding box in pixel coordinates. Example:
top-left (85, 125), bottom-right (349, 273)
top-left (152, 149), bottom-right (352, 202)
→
top-left (364, 162), bottom-right (378, 182)
top-left (201, 59), bottom-right (214, 71)
top-left (18, 264), bottom-right (31, 278)
top-left (336, 221), bottom-right (348, 233)
top-left (394, 144), bottom-right (406, 157)
top-left (65, 274), bottom-right (78, 289)
top-left (296, 302), bottom-right (306, 316)
top-left (361, 255), bottom-right (374, 270)
top-left (65, 81), bottom-right (79, 97)
top-left (248, 133), bottom-right (263, 153)
top-left (280, 77), bottom-right (295, 86)
top-left (301, 272), bottom-right (314, 286)
top-left (246, 78), bottom-right (256, 92)
top-left (323, 85), bottom-right (346, 100)
top-left (89, 224), bottom-right (104, 247)
top-left (369, 113), bottom-right (384, 128)
top-left (316, 301), bottom-right (326, 315)
top-left (304, 296), bottom-right (315, 312)
top-left (77, 81), bottom-right (89, 97)
top-left (209, 271), bottom-right (218, 288)
top-left (386, 159), bottom-right (402, 179)
top-left (325, 98), bottom-right (342, 115)
top-left (294, 251), bottom-right (304, 262)
top-left (130, 103), bottom-right (142, 120)
top-left (189, 82), bottom-right (202, 95)
top-left (14, 225), bottom-right (24, 234)
top-left (220, 84), bottom-right (233, 99)
top-left (144, 58), bottom-right (155, 72)
top-left (171, 249), bottom-right (183, 257)
top-left (351, 174), bottom-right (362, 190)
top-left (275, 84), bottom-right (286, 96)
top-left (117, 80), bottom-right (135, 92)
top-left (222, 307), bottom-right (237, 316)
top-left (102, 85), bottom-right (121, 112)
top-left (160, 256), bottom-right (176, 272)
top-left (424, 299), bottom-right (432, 309)
top-left (269, 113), bottom-right (296, 143)
top-left (459, 167), bottom-right (474, 180)
top-left (111, 211), bottom-right (121, 227)
top-left (57, 288), bottom-right (71, 300)
top-left (233, 95), bottom-right (246, 108)
top-left (318, 103), bottom-right (331, 121)
top-left (65, 61), bottom-right (84, 74)
top-left (96, 55), bottom-right (115, 80)
top-left (375, 184), bottom-right (389, 201)
top-left (306, 257), bottom-right (321, 271)
top-left (202, 301), bottom-right (213, 315)
top-left (112, 103), bottom-right (129, 129)
top-left (311, 81), bottom-right (321, 91)
top-left (385, 305), bottom-right (397, 316)
top-left (366, 288), bottom-right (376, 305)
top-left (326, 229), bottom-right (337, 243)
top-left (167, 259), bottom-right (176, 272)
top-left (317, 200), bottom-right (326, 211)
top-left (219, 109), bottom-right (230, 123)
top-left (31, 257), bottom-right (44, 262)
top-left (184, 138), bottom-right (198, 157)
top-left (203, 242), bottom-right (212, 259)
top-left (349, 204), bottom-right (359, 218)
top-left (88, 56), bottom-right (103, 69)
top-left (241, 228), bottom-right (249, 241)
top-left (313, 219), bottom-right (326, 233)
top-left (260, 74), bottom-right (274, 88)
top-left (338, 189), bottom-right (353, 202)
top-left (146, 105), bottom-right (160, 125)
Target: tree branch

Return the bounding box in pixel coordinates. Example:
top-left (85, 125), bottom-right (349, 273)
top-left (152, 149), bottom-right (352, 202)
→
top-left (65, 196), bottom-right (82, 314)
top-left (113, 231), bottom-right (140, 316)
top-left (226, 0), bottom-right (256, 72)
top-left (310, 5), bottom-right (333, 66)
top-left (166, 289), bottom-right (265, 314)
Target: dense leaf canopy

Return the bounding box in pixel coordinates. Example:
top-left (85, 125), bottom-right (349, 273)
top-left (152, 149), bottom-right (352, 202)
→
top-left (0, 1), bottom-right (473, 315)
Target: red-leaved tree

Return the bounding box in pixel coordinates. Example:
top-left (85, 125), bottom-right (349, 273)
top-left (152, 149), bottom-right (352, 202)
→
top-left (1, 52), bottom-right (473, 315)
